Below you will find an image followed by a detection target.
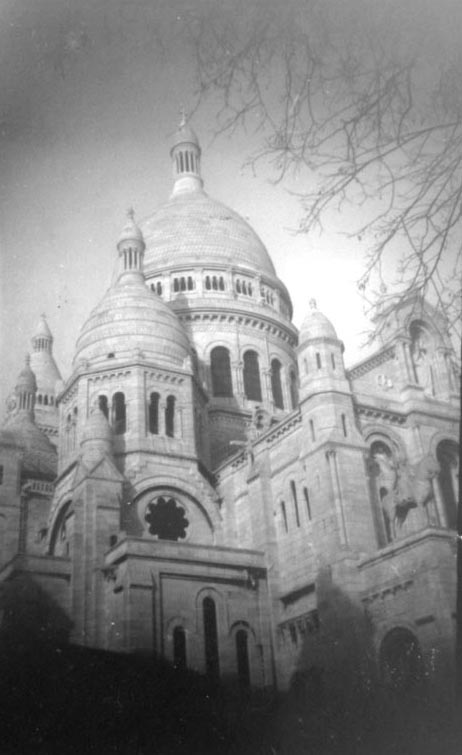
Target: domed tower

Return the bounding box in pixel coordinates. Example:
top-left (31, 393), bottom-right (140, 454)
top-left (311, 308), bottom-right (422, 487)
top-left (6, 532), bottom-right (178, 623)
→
top-left (57, 209), bottom-right (204, 475)
top-left (297, 299), bottom-right (350, 399)
top-left (30, 314), bottom-right (62, 444)
top-left (142, 120), bottom-right (299, 466)
top-left (0, 356), bottom-right (57, 565)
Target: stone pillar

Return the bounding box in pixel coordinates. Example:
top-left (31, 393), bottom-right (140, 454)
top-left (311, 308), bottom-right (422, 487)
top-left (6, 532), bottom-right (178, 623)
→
top-left (432, 476), bottom-right (445, 527)
top-left (401, 339), bottom-right (415, 383)
top-left (326, 449), bottom-right (347, 546)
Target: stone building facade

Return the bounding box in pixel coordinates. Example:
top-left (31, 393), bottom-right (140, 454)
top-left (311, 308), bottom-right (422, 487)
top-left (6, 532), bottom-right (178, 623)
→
top-left (0, 122), bottom-right (459, 699)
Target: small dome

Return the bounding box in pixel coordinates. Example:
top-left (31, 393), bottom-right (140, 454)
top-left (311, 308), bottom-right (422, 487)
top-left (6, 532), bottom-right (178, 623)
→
top-left (117, 208), bottom-right (145, 248)
top-left (81, 407), bottom-right (113, 445)
top-left (1, 413), bottom-right (57, 478)
top-left (74, 277), bottom-right (190, 368)
top-left (299, 299), bottom-right (338, 343)
top-left (15, 355), bottom-right (37, 393)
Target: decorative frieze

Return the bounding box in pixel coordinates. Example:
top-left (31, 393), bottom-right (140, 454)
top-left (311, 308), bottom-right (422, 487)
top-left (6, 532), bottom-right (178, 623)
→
top-left (348, 346), bottom-right (396, 379)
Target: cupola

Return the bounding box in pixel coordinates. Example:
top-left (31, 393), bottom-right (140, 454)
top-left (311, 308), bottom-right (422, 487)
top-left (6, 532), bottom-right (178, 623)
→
top-left (297, 300), bottom-right (349, 399)
top-left (32, 314), bottom-right (53, 354)
top-left (170, 111), bottom-right (203, 197)
top-left (14, 355), bottom-right (37, 415)
top-left (116, 208), bottom-right (146, 285)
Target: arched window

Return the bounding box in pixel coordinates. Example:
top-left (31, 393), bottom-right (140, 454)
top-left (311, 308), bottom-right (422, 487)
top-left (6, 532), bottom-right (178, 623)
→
top-left (289, 370), bottom-right (298, 409)
top-left (112, 392), bottom-right (126, 435)
top-left (205, 275), bottom-right (211, 290)
top-left (210, 347), bottom-right (233, 397)
top-left (437, 440), bottom-right (459, 529)
top-left (243, 350), bottom-right (262, 401)
top-left (44, 395), bottom-right (48, 406)
top-left (236, 629), bottom-right (250, 689)
top-left (331, 354), bottom-right (336, 369)
top-left (98, 395), bottom-right (109, 419)
top-left (148, 392), bottom-right (159, 435)
top-left (380, 628), bottom-right (423, 690)
top-left (37, 394), bottom-right (42, 405)
top-left (173, 278), bottom-right (179, 292)
top-left (165, 395), bottom-right (175, 437)
top-left (218, 276), bottom-right (225, 291)
top-left (173, 626), bottom-right (187, 670)
top-left (187, 276), bottom-right (194, 290)
top-left (271, 359), bottom-right (284, 409)
top-left (316, 353), bottom-right (322, 369)
top-left (236, 279), bottom-right (241, 293)
top-left (156, 281), bottom-right (162, 295)
top-left (203, 597), bottom-right (219, 679)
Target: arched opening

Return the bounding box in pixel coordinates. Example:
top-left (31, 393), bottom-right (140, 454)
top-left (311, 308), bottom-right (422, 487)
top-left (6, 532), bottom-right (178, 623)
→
top-left (98, 395), bottom-right (109, 419)
top-left (210, 347), bottom-right (233, 397)
top-left (236, 629), bottom-right (250, 689)
top-left (380, 627), bottom-right (423, 690)
top-left (436, 440), bottom-right (459, 529)
top-left (37, 394), bottom-right (42, 405)
top-left (271, 359), bottom-right (284, 409)
top-left (203, 597), bottom-right (219, 680)
top-left (289, 370), bottom-right (298, 409)
top-left (44, 395), bottom-right (48, 406)
top-left (112, 392), bottom-right (126, 435)
top-left (173, 626), bottom-right (187, 671)
top-left (148, 392), bottom-right (159, 435)
top-left (165, 395), bottom-right (175, 437)
top-left (370, 440), bottom-right (396, 545)
top-left (316, 353), bottom-right (322, 369)
top-left (243, 350), bottom-right (262, 401)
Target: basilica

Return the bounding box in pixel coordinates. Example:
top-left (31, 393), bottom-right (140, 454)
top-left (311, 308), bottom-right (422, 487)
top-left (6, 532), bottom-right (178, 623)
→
top-left (0, 121), bottom-right (459, 700)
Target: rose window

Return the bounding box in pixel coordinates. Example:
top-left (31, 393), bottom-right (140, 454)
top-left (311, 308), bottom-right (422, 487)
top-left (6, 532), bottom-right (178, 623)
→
top-left (145, 496), bottom-right (189, 541)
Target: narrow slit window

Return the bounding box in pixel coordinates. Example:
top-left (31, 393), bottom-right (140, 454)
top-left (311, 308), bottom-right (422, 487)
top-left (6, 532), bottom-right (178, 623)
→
top-left (243, 350), bottom-right (262, 401)
top-left (290, 480), bottom-right (300, 527)
top-left (316, 353), bottom-right (322, 369)
top-left (236, 630), bottom-right (250, 689)
top-left (303, 487), bottom-right (312, 520)
top-left (165, 395), bottom-right (175, 437)
top-left (281, 501), bottom-right (288, 532)
top-left (331, 354), bottom-right (336, 369)
top-left (203, 597), bottom-right (220, 680)
top-left (112, 392), bottom-right (126, 435)
top-left (149, 392), bottom-right (159, 435)
top-left (271, 359), bottom-right (284, 409)
top-left (341, 413), bottom-right (347, 437)
top-left (98, 395), bottom-right (109, 419)
top-left (310, 419), bottom-right (315, 441)
top-left (173, 626), bottom-right (187, 671)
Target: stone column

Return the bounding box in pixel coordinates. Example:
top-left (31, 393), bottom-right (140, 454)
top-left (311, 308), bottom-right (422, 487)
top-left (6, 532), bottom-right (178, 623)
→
top-left (432, 476), bottom-right (445, 527)
top-left (401, 339), bottom-right (415, 383)
top-left (326, 449), bottom-right (347, 546)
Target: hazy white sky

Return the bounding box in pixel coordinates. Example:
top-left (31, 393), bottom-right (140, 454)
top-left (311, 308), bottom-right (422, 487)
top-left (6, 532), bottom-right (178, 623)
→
top-left (2, 0), bottom-right (440, 412)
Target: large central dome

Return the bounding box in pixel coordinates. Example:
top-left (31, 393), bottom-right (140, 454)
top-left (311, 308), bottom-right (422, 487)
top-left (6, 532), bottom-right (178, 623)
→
top-left (142, 189), bottom-right (277, 277)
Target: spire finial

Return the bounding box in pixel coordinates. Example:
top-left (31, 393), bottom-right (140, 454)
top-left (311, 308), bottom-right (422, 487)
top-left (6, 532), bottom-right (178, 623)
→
top-left (179, 105), bottom-right (187, 128)
top-left (127, 207), bottom-right (135, 221)
top-left (309, 298), bottom-right (317, 310)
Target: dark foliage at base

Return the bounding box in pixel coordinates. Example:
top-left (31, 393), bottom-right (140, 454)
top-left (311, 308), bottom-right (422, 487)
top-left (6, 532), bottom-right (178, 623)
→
top-left (0, 637), bottom-right (460, 755)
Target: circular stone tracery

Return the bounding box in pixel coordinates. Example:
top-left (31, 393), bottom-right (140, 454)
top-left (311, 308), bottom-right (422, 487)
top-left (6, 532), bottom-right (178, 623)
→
top-left (145, 496), bottom-right (189, 541)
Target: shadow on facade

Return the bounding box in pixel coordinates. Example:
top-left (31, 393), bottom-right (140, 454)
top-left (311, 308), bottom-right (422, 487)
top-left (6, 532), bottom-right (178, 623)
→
top-left (0, 571), bottom-right (459, 754)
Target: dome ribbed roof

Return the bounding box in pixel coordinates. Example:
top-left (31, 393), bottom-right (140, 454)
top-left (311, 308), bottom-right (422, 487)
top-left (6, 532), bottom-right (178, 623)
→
top-left (74, 278), bottom-right (190, 368)
top-left (142, 190), bottom-right (276, 277)
top-left (299, 300), bottom-right (338, 343)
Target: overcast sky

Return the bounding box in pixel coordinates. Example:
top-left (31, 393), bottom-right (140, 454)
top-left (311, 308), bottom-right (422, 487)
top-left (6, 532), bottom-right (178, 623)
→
top-left (3, 0), bottom-right (454, 413)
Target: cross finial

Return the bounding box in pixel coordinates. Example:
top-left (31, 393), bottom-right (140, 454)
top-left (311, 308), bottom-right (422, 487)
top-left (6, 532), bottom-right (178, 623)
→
top-left (127, 207), bottom-right (135, 221)
top-left (309, 298), bottom-right (317, 310)
top-left (179, 105), bottom-right (187, 128)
